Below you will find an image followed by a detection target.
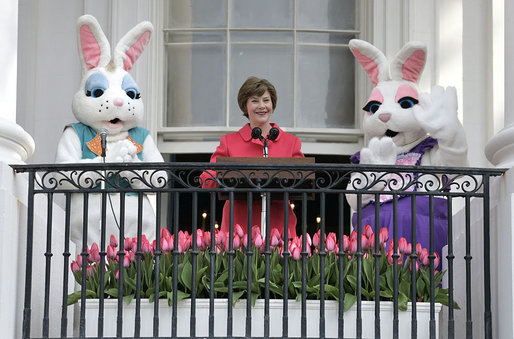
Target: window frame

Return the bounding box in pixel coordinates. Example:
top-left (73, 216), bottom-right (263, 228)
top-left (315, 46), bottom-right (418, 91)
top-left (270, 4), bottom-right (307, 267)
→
top-left (147, 0), bottom-right (373, 156)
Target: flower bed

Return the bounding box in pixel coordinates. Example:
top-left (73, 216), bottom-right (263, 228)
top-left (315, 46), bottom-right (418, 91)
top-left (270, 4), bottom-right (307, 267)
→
top-left (68, 225), bottom-right (457, 313)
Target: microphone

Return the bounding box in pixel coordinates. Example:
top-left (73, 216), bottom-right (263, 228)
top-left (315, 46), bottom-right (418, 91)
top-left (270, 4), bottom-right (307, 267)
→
top-left (268, 127), bottom-right (279, 141)
top-left (251, 127), bottom-right (263, 140)
top-left (99, 127), bottom-right (108, 158)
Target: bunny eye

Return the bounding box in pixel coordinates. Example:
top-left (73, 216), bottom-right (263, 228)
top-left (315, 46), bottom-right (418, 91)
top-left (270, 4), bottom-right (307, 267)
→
top-left (125, 89), bottom-right (140, 100)
top-left (362, 100), bottom-right (381, 114)
top-left (86, 88), bottom-right (105, 98)
top-left (398, 96), bottom-right (419, 109)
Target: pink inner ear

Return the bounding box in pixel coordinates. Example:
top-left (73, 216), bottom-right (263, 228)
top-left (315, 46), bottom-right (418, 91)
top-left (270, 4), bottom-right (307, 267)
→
top-left (395, 85), bottom-right (418, 102)
top-left (368, 88), bottom-right (384, 103)
top-left (352, 49), bottom-right (380, 86)
top-left (123, 31), bottom-right (151, 71)
top-left (402, 50), bottom-right (426, 83)
top-left (80, 25), bottom-right (101, 70)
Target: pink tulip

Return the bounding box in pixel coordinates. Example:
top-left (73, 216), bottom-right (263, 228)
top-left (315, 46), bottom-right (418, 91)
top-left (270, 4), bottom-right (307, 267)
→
top-left (253, 233), bottom-right (263, 248)
top-left (416, 243), bottom-right (423, 257)
top-left (252, 225), bottom-right (261, 238)
top-left (70, 261), bottom-right (80, 274)
top-left (88, 243), bottom-right (100, 263)
top-left (434, 251), bottom-right (440, 268)
top-left (107, 245), bottom-right (117, 260)
top-left (343, 235), bottom-right (350, 252)
top-left (203, 231), bottom-right (212, 248)
top-left (124, 237), bottom-right (132, 251)
top-left (420, 248), bottom-right (429, 266)
top-left (160, 235), bottom-right (173, 252)
top-left (405, 243), bottom-right (412, 256)
top-left (368, 233), bottom-right (375, 250)
top-left (110, 235), bottom-right (118, 248)
top-left (151, 240), bottom-right (156, 256)
top-left (361, 234), bottom-right (369, 252)
top-left (270, 228), bottom-right (282, 248)
top-left (196, 229), bottom-right (205, 249)
top-left (350, 238), bottom-right (357, 254)
top-left (233, 235), bottom-right (241, 250)
top-left (379, 228), bottom-right (389, 244)
top-left (410, 260), bottom-right (419, 272)
top-left (350, 230), bottom-right (358, 242)
top-left (161, 228), bottom-right (171, 239)
top-left (398, 238), bottom-right (408, 254)
top-left (76, 254), bottom-right (83, 267)
top-left (141, 235), bottom-right (151, 254)
top-left (292, 246), bottom-right (301, 260)
top-left (313, 230), bottom-right (321, 248)
top-left (325, 233), bottom-right (337, 252)
top-left (115, 270), bottom-right (119, 280)
top-left (364, 225), bottom-right (373, 239)
top-left (242, 234), bottom-right (248, 249)
top-left (123, 251), bottom-right (131, 268)
top-left (234, 224), bottom-right (245, 239)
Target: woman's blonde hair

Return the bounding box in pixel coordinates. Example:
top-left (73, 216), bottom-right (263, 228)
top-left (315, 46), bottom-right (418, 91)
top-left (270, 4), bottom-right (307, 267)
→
top-left (237, 76), bottom-right (277, 118)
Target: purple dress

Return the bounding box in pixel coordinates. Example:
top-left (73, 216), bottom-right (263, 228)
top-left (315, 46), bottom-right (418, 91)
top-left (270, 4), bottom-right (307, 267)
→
top-left (350, 137), bottom-right (447, 267)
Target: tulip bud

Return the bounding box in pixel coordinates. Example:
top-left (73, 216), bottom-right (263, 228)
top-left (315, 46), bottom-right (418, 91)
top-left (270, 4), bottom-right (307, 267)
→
top-left (364, 225), bottom-right (373, 239)
top-left (234, 224), bottom-right (245, 239)
top-left (109, 235), bottom-right (118, 248)
top-left (70, 261), bottom-right (80, 274)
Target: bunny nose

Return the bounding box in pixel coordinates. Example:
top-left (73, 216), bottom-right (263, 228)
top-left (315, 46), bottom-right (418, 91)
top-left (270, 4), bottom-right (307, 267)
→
top-left (378, 113), bottom-right (391, 123)
top-left (113, 98), bottom-right (124, 107)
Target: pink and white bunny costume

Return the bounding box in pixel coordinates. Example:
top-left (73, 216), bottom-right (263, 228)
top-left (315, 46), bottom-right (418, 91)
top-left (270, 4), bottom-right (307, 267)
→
top-left (346, 39), bottom-right (468, 264)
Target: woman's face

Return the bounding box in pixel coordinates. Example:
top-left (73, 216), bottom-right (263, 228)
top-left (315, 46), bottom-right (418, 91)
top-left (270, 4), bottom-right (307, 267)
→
top-left (246, 90), bottom-right (273, 127)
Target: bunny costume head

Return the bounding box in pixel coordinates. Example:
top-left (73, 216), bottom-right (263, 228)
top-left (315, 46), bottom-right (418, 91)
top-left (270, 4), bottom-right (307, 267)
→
top-left (349, 39), bottom-right (428, 151)
top-left (72, 15), bottom-right (152, 136)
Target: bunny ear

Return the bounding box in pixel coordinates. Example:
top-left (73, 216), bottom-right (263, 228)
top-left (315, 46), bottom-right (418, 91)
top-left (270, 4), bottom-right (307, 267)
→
top-left (113, 21), bottom-right (153, 72)
top-left (76, 15), bottom-right (111, 73)
top-left (349, 39), bottom-right (388, 86)
top-left (390, 41), bottom-right (426, 83)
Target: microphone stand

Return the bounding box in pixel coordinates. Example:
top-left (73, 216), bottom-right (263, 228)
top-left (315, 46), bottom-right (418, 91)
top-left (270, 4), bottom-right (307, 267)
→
top-left (100, 128), bottom-right (107, 231)
top-left (252, 127), bottom-right (279, 239)
top-left (261, 139), bottom-right (268, 238)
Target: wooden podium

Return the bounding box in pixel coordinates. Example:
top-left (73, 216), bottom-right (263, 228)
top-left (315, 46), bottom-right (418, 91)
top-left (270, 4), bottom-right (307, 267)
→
top-left (215, 157), bottom-right (315, 200)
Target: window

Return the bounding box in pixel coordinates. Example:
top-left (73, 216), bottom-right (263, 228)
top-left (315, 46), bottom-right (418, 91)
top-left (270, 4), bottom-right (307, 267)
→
top-left (162, 0), bottom-right (361, 146)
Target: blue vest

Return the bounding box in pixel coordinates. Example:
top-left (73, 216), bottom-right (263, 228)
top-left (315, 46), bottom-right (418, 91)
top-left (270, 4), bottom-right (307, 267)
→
top-left (68, 122), bottom-right (149, 190)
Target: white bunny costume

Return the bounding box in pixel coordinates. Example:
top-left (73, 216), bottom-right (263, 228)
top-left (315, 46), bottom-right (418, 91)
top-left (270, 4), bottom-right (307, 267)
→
top-left (346, 39), bottom-right (468, 261)
top-left (56, 15), bottom-right (165, 245)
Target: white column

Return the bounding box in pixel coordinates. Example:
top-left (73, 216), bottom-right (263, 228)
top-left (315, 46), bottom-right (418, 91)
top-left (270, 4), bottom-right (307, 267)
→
top-left (485, 0), bottom-right (514, 167)
top-left (0, 0), bottom-right (36, 338)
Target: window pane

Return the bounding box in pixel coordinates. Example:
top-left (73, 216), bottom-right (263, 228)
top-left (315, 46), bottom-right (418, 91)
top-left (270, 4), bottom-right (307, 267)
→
top-left (296, 45), bottom-right (355, 128)
top-left (166, 44), bottom-right (227, 127)
top-left (167, 0), bottom-right (227, 28)
top-left (297, 32), bottom-right (355, 45)
top-left (296, 0), bottom-right (356, 30)
top-left (230, 0), bottom-right (293, 29)
top-left (230, 44), bottom-right (293, 128)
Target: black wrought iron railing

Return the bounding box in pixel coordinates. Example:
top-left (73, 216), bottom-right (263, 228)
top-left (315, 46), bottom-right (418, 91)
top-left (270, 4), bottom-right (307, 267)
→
top-left (11, 162), bottom-right (505, 339)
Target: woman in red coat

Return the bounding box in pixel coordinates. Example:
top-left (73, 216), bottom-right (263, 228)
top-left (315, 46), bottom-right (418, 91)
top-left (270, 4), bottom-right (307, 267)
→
top-left (200, 77), bottom-right (304, 239)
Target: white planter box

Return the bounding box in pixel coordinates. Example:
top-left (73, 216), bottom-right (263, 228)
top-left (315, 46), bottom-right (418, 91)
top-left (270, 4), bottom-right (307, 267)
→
top-left (77, 298), bottom-right (441, 338)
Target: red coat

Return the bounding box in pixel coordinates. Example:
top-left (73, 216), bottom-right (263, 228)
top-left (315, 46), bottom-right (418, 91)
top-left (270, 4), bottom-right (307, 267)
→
top-left (200, 123), bottom-right (304, 239)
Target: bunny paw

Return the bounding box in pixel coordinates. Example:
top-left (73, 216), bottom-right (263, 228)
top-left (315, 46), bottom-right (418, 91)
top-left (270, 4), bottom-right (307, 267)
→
top-left (360, 137), bottom-right (397, 165)
top-left (413, 85), bottom-right (459, 137)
